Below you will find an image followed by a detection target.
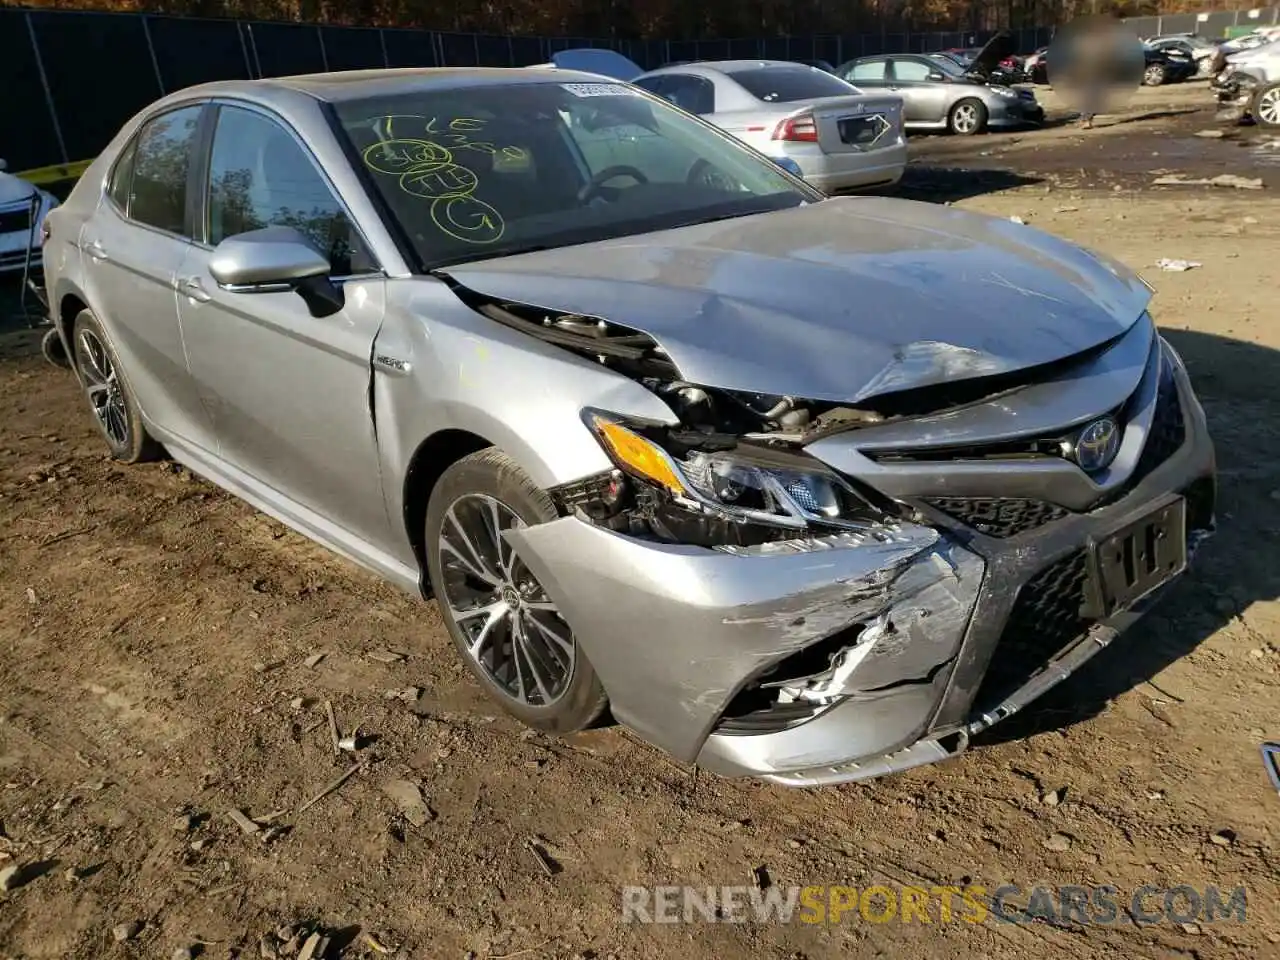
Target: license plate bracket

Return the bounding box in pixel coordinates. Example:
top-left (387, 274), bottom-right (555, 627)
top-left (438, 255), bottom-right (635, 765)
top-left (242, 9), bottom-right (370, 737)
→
top-left (838, 115), bottom-right (887, 146)
top-left (1084, 498), bottom-right (1187, 619)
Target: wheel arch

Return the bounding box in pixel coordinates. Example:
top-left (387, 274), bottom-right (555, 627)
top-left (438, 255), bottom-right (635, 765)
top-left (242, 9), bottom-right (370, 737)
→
top-left (401, 428), bottom-right (495, 589)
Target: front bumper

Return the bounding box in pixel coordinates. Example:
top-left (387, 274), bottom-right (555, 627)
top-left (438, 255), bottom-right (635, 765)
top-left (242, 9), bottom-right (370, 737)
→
top-left (988, 97), bottom-right (1044, 127)
top-left (507, 343), bottom-right (1215, 786)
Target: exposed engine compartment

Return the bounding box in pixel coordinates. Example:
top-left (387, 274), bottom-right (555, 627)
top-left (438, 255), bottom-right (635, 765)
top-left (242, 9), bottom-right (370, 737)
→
top-left (448, 283), bottom-right (1094, 448)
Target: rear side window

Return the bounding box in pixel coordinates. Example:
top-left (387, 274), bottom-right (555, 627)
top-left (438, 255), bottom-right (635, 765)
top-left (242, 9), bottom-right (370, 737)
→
top-left (727, 67), bottom-right (858, 102)
top-left (128, 105), bottom-right (203, 236)
top-left (848, 60), bottom-right (887, 81)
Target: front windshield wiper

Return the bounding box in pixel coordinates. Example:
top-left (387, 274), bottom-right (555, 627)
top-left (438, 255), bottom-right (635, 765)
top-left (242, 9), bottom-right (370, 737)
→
top-left (426, 244), bottom-right (556, 272)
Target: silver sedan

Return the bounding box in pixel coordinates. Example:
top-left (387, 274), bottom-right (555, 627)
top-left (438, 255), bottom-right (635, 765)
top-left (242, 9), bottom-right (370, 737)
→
top-left (837, 54), bottom-right (1045, 134)
top-left (42, 67), bottom-right (1213, 787)
top-left (631, 60), bottom-right (907, 192)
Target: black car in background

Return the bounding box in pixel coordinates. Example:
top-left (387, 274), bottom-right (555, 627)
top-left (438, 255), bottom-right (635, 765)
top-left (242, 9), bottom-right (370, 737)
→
top-left (1032, 42), bottom-right (1197, 86)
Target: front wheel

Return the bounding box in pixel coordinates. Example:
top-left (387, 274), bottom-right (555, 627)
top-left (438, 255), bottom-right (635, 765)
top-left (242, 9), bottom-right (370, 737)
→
top-left (1144, 63), bottom-right (1167, 86)
top-left (1254, 82), bottom-right (1280, 129)
top-left (948, 98), bottom-right (988, 136)
top-left (424, 448), bottom-right (609, 734)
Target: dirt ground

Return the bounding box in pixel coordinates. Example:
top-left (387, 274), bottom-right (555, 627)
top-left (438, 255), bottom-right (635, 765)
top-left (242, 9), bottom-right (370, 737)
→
top-left (1, 81), bottom-right (1278, 960)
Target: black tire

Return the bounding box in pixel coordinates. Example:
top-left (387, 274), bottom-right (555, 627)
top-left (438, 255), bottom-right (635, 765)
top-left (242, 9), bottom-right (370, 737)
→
top-left (1143, 63), bottom-right (1167, 86)
top-left (948, 98), bottom-right (988, 136)
top-left (70, 309), bottom-right (161, 463)
top-left (41, 327), bottom-right (70, 369)
top-left (1253, 82), bottom-right (1280, 129)
top-left (424, 448), bottom-right (609, 734)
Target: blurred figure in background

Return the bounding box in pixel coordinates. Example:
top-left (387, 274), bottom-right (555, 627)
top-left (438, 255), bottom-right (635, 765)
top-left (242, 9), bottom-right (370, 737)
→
top-left (1049, 15), bottom-right (1145, 129)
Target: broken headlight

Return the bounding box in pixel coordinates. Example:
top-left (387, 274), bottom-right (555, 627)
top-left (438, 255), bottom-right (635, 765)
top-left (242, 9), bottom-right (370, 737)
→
top-left (583, 409), bottom-right (879, 533)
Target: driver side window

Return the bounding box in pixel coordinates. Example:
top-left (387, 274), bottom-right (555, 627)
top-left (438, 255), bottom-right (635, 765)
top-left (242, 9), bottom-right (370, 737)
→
top-left (892, 59), bottom-right (934, 82)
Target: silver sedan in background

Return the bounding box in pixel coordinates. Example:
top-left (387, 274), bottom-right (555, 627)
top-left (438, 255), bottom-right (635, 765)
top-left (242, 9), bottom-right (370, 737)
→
top-left (631, 60), bottom-right (907, 192)
top-left (41, 67), bottom-right (1213, 787)
top-left (838, 52), bottom-right (1044, 135)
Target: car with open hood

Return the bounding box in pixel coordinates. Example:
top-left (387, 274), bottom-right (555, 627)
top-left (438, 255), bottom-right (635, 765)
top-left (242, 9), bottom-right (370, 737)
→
top-left (41, 67), bottom-right (1215, 787)
top-left (836, 41), bottom-right (1044, 135)
top-left (538, 50), bottom-right (907, 193)
top-left (0, 159), bottom-right (59, 275)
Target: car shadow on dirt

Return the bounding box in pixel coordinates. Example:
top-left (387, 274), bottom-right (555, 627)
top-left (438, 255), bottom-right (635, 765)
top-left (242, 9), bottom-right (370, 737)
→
top-left (974, 327), bottom-right (1280, 747)
top-left (893, 165), bottom-right (1043, 203)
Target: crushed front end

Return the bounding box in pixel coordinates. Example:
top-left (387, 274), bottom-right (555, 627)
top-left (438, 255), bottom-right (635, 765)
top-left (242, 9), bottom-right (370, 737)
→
top-left (1213, 69), bottom-right (1260, 123)
top-left (501, 305), bottom-right (1214, 786)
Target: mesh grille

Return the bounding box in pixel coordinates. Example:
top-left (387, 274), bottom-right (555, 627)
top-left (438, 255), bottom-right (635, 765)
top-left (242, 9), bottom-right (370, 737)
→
top-left (1130, 370), bottom-right (1186, 485)
top-left (973, 550), bottom-right (1093, 711)
top-left (924, 497), bottom-right (1069, 538)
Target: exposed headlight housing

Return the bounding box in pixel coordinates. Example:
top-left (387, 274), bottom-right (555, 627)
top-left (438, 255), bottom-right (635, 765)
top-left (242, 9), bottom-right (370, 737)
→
top-left (583, 409), bottom-right (882, 534)
top-left (991, 85), bottom-right (1020, 98)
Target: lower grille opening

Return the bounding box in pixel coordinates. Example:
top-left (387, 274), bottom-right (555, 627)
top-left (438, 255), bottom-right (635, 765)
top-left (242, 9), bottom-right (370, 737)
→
top-left (924, 497), bottom-right (1070, 538)
top-left (971, 550), bottom-right (1094, 714)
top-left (715, 625), bottom-right (863, 735)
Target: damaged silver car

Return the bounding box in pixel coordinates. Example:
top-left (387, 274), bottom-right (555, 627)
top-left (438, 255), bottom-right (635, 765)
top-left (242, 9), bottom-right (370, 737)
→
top-left (41, 68), bottom-right (1216, 786)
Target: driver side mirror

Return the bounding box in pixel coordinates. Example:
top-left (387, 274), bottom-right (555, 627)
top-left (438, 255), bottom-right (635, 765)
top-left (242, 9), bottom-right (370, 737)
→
top-left (928, 71), bottom-right (946, 81)
top-left (209, 226), bottom-right (344, 318)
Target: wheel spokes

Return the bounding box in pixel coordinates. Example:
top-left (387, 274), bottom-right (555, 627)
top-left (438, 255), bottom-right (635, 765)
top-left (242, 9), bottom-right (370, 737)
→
top-left (437, 492), bottom-right (576, 708)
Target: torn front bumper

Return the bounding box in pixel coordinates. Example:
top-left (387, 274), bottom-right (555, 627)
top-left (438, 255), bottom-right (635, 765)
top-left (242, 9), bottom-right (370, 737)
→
top-left (505, 347), bottom-right (1216, 787)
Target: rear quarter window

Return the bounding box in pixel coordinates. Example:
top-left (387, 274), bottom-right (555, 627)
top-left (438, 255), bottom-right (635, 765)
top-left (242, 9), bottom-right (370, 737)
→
top-left (727, 67), bottom-right (859, 103)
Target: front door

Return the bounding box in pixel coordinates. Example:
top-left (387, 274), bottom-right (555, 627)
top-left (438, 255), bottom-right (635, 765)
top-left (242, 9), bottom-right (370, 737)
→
top-left (176, 102), bottom-right (391, 549)
top-left (888, 57), bottom-right (952, 124)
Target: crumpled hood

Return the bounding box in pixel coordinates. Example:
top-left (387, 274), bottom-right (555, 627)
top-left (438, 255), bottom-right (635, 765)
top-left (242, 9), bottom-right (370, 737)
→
top-left (443, 196), bottom-right (1151, 404)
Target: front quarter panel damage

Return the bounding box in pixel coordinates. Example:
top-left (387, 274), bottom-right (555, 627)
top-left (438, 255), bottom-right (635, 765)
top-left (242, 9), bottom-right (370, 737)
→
top-left (503, 518), bottom-right (984, 765)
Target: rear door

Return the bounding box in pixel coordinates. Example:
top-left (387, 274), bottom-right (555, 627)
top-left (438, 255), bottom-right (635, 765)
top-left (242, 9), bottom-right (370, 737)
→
top-left (888, 57), bottom-right (952, 123)
top-left (176, 101), bottom-right (391, 548)
top-left (79, 103), bottom-right (216, 451)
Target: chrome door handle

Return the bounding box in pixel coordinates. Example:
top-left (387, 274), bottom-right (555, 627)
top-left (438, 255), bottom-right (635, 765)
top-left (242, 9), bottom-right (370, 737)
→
top-left (181, 277), bottom-right (212, 303)
top-left (85, 239), bottom-right (108, 262)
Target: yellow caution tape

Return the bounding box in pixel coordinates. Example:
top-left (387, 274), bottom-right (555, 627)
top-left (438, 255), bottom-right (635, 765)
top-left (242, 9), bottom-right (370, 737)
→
top-left (12, 158), bottom-right (94, 186)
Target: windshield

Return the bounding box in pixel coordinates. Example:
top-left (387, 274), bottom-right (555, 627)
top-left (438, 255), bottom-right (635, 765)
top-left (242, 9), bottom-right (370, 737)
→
top-left (334, 81), bottom-right (811, 270)
top-left (724, 66), bottom-right (861, 102)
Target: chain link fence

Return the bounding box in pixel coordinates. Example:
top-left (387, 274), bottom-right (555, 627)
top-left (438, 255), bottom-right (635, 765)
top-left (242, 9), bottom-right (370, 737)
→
top-left (6, 5), bottom-right (1277, 174)
top-left (0, 7), bottom-right (1061, 174)
top-left (1122, 6), bottom-right (1279, 40)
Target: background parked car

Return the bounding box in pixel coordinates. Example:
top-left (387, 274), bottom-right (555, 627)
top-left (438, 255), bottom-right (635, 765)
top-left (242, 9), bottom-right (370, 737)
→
top-left (630, 60), bottom-right (907, 192)
top-left (1145, 34), bottom-right (1218, 76)
top-left (0, 159), bottom-right (58, 276)
top-left (1140, 42), bottom-right (1199, 85)
top-left (836, 51), bottom-right (1043, 135)
top-left (1213, 39), bottom-right (1280, 128)
top-left (792, 58), bottom-right (836, 74)
top-left (1025, 46), bottom-right (1050, 84)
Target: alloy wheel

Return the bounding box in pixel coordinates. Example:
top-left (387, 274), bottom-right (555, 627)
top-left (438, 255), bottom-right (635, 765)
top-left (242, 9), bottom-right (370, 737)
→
top-left (76, 328), bottom-right (130, 446)
top-left (1258, 87), bottom-right (1280, 127)
top-left (437, 493), bottom-right (575, 707)
top-left (953, 103), bottom-right (979, 134)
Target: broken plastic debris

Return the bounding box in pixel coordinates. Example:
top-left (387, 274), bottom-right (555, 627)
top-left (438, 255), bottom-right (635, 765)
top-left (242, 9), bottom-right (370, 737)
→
top-left (1008, 215), bottom-right (1026, 224)
top-left (1154, 258), bottom-right (1202, 272)
top-left (366, 649), bottom-right (407, 663)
